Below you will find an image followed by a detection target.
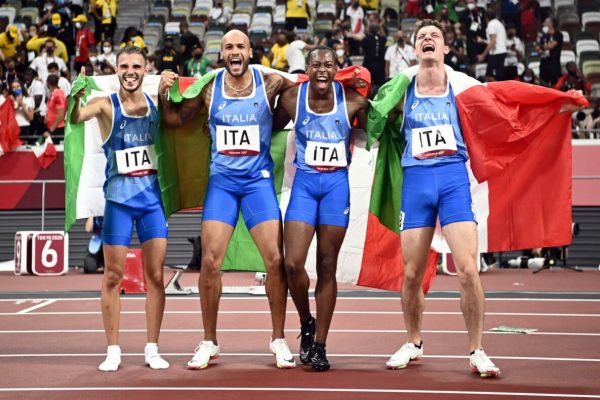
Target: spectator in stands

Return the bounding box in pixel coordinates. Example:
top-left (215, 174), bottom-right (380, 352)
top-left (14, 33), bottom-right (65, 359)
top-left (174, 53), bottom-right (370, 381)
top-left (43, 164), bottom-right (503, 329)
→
top-left (444, 27), bottom-right (466, 71)
top-left (519, 67), bottom-right (545, 86)
top-left (584, 99), bottom-right (600, 136)
top-left (47, 62), bottom-right (71, 96)
top-left (91, 0), bottom-right (117, 42)
top-left (73, 14), bottom-right (96, 72)
top-left (460, 0), bottom-right (486, 66)
top-left (537, 17), bottom-right (562, 87)
top-left (520, 0), bottom-right (540, 43)
top-left (146, 54), bottom-right (159, 75)
top-left (269, 31), bottom-right (290, 71)
top-left (362, 23), bottom-right (387, 90)
top-left (287, 32), bottom-right (319, 74)
top-left (120, 27), bottom-right (147, 52)
top-left (26, 29), bottom-right (69, 63)
top-left (179, 21), bottom-right (201, 66)
top-left (385, 30), bottom-right (417, 80)
top-left (503, 23), bottom-right (523, 80)
top-left (334, 42), bottom-right (352, 68)
top-left (97, 40), bottom-right (116, 71)
top-left (285, 0), bottom-right (310, 32)
top-left (209, 0), bottom-right (232, 26)
top-left (155, 36), bottom-right (181, 74)
top-left (48, 13), bottom-right (74, 62)
top-left (403, 0), bottom-right (421, 18)
top-left (346, 0), bottom-right (365, 55)
top-left (250, 43), bottom-right (271, 67)
top-left (10, 80), bottom-right (35, 140)
top-left (3, 56), bottom-right (23, 86)
top-left (422, 0), bottom-right (436, 19)
top-left (500, 0), bottom-right (520, 35)
top-left (29, 39), bottom-right (70, 83)
top-left (23, 68), bottom-right (47, 137)
top-left (184, 44), bottom-right (215, 77)
top-left (44, 74), bottom-right (66, 139)
top-left (554, 62), bottom-right (592, 96)
top-left (0, 26), bottom-right (21, 62)
top-left (436, 0), bottom-right (459, 24)
top-left (477, 9), bottom-right (507, 81)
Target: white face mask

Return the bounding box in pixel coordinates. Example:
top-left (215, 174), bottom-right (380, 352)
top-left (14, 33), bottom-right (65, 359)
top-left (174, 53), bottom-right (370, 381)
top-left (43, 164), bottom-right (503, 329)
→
top-left (75, 22), bottom-right (82, 29)
top-left (542, 26), bottom-right (549, 34)
top-left (103, 46), bottom-right (112, 54)
top-left (467, 3), bottom-right (476, 10)
top-left (336, 49), bottom-right (345, 57)
top-left (90, 56), bottom-right (97, 63)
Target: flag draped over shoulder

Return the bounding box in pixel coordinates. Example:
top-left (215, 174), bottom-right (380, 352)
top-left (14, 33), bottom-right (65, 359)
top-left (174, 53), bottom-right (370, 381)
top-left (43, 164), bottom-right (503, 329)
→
top-left (356, 65), bottom-right (588, 292)
top-left (0, 96), bottom-right (22, 156)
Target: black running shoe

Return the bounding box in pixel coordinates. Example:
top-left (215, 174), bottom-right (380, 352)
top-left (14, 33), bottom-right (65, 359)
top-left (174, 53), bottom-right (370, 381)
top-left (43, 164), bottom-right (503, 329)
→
top-left (298, 316), bottom-right (316, 364)
top-left (310, 342), bottom-right (330, 372)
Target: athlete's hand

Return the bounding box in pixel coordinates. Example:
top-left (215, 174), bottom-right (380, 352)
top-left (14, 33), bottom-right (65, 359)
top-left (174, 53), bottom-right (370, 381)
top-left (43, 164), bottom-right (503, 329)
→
top-left (350, 68), bottom-right (368, 89)
top-left (559, 90), bottom-right (587, 113)
top-left (159, 70), bottom-right (178, 96)
top-left (73, 67), bottom-right (87, 99)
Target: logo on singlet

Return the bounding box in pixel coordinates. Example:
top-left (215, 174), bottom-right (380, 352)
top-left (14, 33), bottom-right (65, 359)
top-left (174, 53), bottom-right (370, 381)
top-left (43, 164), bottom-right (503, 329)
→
top-left (120, 121), bottom-right (127, 130)
top-left (218, 101), bottom-right (227, 110)
top-left (411, 100), bottom-right (419, 110)
top-left (302, 116), bottom-right (310, 125)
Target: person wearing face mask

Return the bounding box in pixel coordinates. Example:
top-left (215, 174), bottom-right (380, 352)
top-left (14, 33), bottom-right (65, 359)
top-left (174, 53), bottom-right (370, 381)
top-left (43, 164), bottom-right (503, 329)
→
top-left (503, 23), bottom-right (523, 80)
top-left (518, 67), bottom-right (544, 85)
top-left (10, 80), bottom-right (35, 139)
top-left (47, 61), bottom-right (71, 96)
top-left (179, 21), bottom-right (201, 65)
top-left (554, 61), bottom-right (592, 96)
top-left (97, 40), bottom-right (117, 71)
top-left (460, 0), bottom-right (486, 65)
top-left (73, 15), bottom-right (96, 73)
top-left (537, 17), bottom-right (563, 87)
top-left (361, 23), bottom-right (387, 88)
top-left (156, 36), bottom-right (181, 74)
top-left (334, 42), bottom-right (351, 68)
top-left (47, 12), bottom-right (74, 60)
top-left (385, 30), bottom-right (417, 79)
top-left (184, 44), bottom-right (216, 77)
top-left (3, 56), bottom-right (22, 86)
top-left (29, 39), bottom-right (70, 83)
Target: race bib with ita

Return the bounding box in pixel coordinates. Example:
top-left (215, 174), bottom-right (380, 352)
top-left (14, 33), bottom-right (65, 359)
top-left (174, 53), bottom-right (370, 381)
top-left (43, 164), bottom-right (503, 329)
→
top-left (115, 144), bottom-right (158, 176)
top-left (216, 125), bottom-right (260, 156)
top-left (304, 141), bottom-right (347, 171)
top-left (411, 124), bottom-right (457, 159)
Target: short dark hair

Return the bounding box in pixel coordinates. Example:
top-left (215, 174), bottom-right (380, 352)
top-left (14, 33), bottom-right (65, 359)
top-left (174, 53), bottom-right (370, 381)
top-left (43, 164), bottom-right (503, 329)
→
top-left (46, 74), bottom-right (59, 87)
top-left (47, 62), bottom-right (59, 71)
top-left (115, 45), bottom-right (147, 65)
top-left (414, 19), bottom-right (447, 44)
top-left (306, 45), bottom-right (336, 64)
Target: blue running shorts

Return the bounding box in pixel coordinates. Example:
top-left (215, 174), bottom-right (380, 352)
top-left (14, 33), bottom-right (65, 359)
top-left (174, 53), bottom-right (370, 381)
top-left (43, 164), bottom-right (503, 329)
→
top-left (103, 200), bottom-right (168, 246)
top-left (285, 168), bottom-right (350, 228)
top-left (400, 162), bottom-right (476, 230)
top-left (202, 173), bottom-right (281, 230)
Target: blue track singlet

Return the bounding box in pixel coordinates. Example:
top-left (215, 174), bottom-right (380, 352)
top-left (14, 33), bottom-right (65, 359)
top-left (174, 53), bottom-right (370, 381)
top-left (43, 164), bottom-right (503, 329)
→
top-left (208, 66), bottom-right (274, 178)
top-left (401, 80), bottom-right (468, 168)
top-left (293, 81), bottom-right (352, 173)
top-left (103, 92), bottom-right (162, 208)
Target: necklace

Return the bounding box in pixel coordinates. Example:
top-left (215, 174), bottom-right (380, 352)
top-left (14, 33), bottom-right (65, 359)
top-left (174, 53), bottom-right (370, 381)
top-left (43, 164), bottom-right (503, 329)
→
top-left (224, 74), bottom-right (253, 93)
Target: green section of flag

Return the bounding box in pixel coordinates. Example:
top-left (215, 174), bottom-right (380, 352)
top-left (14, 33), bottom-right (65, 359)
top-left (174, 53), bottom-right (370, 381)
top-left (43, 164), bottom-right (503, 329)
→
top-left (64, 75), bottom-right (104, 232)
top-left (366, 74), bottom-right (411, 234)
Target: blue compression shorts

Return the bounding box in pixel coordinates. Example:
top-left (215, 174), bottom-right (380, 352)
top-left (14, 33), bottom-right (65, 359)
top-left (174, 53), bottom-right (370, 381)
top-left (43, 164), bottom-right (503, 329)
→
top-left (400, 162), bottom-right (476, 230)
top-left (285, 168), bottom-right (350, 228)
top-left (103, 200), bottom-right (168, 246)
top-left (202, 173), bottom-right (281, 230)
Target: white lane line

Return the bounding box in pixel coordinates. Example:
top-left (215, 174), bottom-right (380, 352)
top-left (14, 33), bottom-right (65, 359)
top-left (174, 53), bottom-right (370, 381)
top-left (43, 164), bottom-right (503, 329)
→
top-left (0, 353), bottom-right (598, 363)
top-left (1, 328), bottom-right (599, 336)
top-left (0, 387), bottom-right (598, 398)
top-left (2, 310), bottom-right (599, 317)
top-left (1, 297), bottom-right (600, 302)
top-left (15, 300), bottom-right (56, 314)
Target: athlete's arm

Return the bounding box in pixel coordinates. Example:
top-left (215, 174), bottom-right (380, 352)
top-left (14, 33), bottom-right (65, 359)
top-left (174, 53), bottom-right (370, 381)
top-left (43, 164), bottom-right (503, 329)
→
top-left (345, 88), bottom-right (369, 130)
top-left (158, 70), bottom-right (206, 127)
top-left (388, 95), bottom-right (404, 124)
top-left (70, 67), bottom-right (110, 124)
top-left (273, 86), bottom-right (298, 130)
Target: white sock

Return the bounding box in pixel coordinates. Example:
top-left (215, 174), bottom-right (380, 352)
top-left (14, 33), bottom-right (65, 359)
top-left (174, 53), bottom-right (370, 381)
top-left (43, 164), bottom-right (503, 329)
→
top-left (98, 345), bottom-right (121, 372)
top-left (145, 343), bottom-right (169, 370)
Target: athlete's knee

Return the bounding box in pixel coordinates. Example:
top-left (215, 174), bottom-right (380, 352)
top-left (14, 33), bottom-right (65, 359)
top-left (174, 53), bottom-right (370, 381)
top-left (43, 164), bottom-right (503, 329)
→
top-left (317, 255), bottom-right (337, 281)
top-left (263, 250), bottom-right (283, 271)
top-left (403, 266), bottom-right (424, 288)
top-left (103, 268), bottom-right (123, 289)
top-left (144, 268), bottom-right (164, 288)
top-left (457, 264), bottom-right (480, 288)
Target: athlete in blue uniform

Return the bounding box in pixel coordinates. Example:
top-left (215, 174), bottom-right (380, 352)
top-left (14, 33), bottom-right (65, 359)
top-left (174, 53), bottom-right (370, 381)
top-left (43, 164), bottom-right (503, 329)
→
top-left (159, 30), bottom-right (298, 369)
top-left (71, 46), bottom-right (169, 372)
top-left (382, 20), bottom-right (501, 377)
top-left (274, 46), bottom-right (368, 371)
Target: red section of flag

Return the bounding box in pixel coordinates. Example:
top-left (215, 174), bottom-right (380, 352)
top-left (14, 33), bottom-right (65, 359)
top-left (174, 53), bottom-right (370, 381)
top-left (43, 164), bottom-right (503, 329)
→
top-left (0, 98), bottom-right (22, 155)
top-left (33, 137), bottom-right (58, 169)
top-left (358, 212), bottom-right (438, 293)
top-left (456, 82), bottom-right (587, 251)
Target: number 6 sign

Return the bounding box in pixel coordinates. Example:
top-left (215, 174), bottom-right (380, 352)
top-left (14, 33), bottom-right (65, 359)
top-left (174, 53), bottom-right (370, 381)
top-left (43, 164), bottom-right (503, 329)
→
top-left (14, 231), bottom-right (69, 276)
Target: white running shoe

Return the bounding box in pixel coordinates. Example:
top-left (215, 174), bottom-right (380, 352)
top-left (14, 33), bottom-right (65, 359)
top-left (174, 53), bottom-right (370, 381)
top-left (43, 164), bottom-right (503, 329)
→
top-left (470, 349), bottom-right (501, 378)
top-left (269, 338), bottom-right (296, 369)
top-left (386, 342), bottom-right (423, 369)
top-left (98, 345), bottom-right (121, 372)
top-left (187, 341), bottom-right (220, 370)
top-left (144, 343), bottom-right (170, 370)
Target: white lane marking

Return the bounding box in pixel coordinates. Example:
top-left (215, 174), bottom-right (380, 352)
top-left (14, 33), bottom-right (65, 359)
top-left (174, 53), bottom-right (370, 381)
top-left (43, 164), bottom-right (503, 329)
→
top-left (15, 300), bottom-right (56, 314)
top-left (0, 387), bottom-right (598, 398)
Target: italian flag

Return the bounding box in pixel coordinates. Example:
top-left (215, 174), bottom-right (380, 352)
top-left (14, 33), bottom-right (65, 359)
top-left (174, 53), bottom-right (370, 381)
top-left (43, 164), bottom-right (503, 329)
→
top-left (357, 65), bottom-right (589, 292)
top-left (0, 96), bottom-right (22, 156)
